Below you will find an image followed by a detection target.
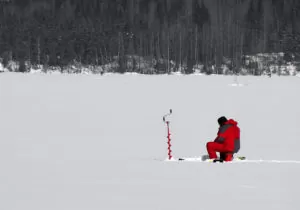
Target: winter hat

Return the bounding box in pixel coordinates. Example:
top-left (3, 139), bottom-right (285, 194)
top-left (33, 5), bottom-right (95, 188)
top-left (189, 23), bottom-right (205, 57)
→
top-left (218, 116), bottom-right (228, 126)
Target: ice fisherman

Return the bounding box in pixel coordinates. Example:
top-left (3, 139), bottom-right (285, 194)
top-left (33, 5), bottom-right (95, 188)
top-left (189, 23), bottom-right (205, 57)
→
top-left (206, 116), bottom-right (240, 161)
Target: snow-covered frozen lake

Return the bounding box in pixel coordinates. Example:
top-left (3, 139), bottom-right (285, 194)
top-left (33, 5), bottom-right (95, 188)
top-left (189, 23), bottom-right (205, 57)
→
top-left (0, 73), bottom-right (299, 210)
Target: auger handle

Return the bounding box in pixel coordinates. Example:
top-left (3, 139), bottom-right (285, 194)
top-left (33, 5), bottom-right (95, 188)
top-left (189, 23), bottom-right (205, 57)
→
top-left (163, 109), bottom-right (172, 123)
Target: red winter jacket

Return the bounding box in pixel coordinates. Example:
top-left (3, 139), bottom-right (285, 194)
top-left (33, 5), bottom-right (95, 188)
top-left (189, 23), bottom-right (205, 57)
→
top-left (214, 119), bottom-right (240, 153)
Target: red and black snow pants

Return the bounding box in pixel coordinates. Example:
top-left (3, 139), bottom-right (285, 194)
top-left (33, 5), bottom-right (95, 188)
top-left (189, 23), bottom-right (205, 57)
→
top-left (206, 142), bottom-right (233, 161)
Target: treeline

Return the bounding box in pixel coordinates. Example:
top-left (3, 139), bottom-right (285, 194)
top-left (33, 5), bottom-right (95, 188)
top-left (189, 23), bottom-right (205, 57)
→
top-left (0, 0), bottom-right (300, 73)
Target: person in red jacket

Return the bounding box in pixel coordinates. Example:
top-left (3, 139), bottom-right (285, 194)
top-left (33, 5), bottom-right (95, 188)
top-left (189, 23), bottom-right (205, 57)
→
top-left (206, 116), bottom-right (240, 161)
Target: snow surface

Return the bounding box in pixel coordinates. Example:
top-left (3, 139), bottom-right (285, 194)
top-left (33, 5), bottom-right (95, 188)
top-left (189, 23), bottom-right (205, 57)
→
top-left (0, 73), bottom-right (299, 210)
